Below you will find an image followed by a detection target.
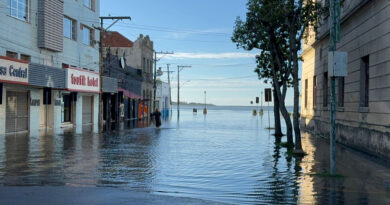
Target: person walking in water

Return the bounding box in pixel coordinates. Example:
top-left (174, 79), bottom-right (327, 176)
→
top-left (151, 108), bottom-right (162, 128)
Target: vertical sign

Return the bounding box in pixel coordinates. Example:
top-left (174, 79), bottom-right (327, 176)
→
top-left (265, 88), bottom-right (272, 102)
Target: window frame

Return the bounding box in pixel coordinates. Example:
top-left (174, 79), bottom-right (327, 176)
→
top-left (63, 16), bottom-right (77, 41)
top-left (337, 77), bottom-right (345, 108)
top-left (360, 55), bottom-right (369, 108)
top-left (304, 79), bottom-right (308, 109)
top-left (81, 24), bottom-right (94, 46)
top-left (323, 72), bottom-right (328, 108)
top-left (6, 51), bottom-right (18, 59)
top-left (83, 0), bottom-right (95, 11)
top-left (6, 0), bottom-right (29, 22)
top-left (20, 54), bottom-right (30, 62)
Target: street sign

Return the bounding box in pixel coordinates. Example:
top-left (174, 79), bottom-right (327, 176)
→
top-left (265, 88), bottom-right (272, 102)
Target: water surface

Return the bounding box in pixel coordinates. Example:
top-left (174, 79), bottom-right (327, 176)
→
top-left (0, 106), bottom-right (389, 204)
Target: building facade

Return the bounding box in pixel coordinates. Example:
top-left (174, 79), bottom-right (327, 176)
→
top-left (103, 32), bottom-right (154, 123)
top-left (300, 0), bottom-right (390, 158)
top-left (0, 0), bottom-right (100, 135)
top-left (156, 80), bottom-right (171, 119)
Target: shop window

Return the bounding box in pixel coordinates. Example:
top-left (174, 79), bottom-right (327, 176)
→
top-left (7, 0), bottom-right (28, 21)
top-left (360, 55), bottom-right (369, 108)
top-left (20, 54), bottom-right (30, 62)
top-left (64, 16), bottom-right (77, 40)
top-left (6, 51), bottom-right (18, 59)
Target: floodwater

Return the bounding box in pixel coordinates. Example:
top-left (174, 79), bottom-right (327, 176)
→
top-left (1, 106), bottom-right (390, 204)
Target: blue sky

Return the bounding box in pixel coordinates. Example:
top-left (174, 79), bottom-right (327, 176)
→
top-left (100, 0), bottom-right (294, 106)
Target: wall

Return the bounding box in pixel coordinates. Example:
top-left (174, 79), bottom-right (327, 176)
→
top-left (0, 85), bottom-right (5, 135)
top-left (301, 0), bottom-right (390, 158)
top-left (0, 0), bottom-right (99, 71)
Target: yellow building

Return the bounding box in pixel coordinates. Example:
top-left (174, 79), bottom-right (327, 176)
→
top-left (300, 0), bottom-right (390, 159)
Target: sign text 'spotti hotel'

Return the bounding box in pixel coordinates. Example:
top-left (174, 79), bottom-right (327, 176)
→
top-left (0, 0), bottom-right (100, 134)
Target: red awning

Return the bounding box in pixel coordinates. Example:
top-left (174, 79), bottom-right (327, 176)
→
top-left (118, 87), bottom-right (141, 99)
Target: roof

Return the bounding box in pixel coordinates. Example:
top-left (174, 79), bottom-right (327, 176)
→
top-left (102, 31), bottom-right (134, 47)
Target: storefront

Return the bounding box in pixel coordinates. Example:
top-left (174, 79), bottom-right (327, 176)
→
top-left (65, 67), bottom-right (100, 130)
top-left (0, 56), bottom-right (30, 134)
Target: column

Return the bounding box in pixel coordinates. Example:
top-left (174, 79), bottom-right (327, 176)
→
top-left (75, 93), bottom-right (83, 133)
top-left (29, 88), bottom-right (41, 136)
top-left (93, 94), bottom-right (99, 133)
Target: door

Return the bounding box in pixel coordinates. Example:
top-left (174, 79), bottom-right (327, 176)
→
top-left (63, 94), bottom-right (72, 123)
top-left (6, 91), bottom-right (29, 133)
top-left (82, 96), bottom-right (93, 124)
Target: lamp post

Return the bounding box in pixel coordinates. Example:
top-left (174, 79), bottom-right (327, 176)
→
top-left (177, 65), bottom-right (192, 118)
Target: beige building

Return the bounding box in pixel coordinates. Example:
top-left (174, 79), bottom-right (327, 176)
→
top-left (301, 0), bottom-right (390, 159)
top-left (103, 32), bottom-right (154, 116)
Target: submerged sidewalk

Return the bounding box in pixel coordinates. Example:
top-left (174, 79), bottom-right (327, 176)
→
top-left (0, 186), bottom-right (228, 205)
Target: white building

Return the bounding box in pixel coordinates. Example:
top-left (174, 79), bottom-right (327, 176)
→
top-left (156, 80), bottom-right (171, 118)
top-left (0, 0), bottom-right (100, 135)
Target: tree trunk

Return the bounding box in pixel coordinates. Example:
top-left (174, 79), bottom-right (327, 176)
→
top-left (291, 43), bottom-right (303, 154)
top-left (273, 84), bottom-right (283, 137)
top-left (279, 95), bottom-right (293, 144)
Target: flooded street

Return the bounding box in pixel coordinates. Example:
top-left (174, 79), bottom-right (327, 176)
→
top-left (1, 106), bottom-right (390, 204)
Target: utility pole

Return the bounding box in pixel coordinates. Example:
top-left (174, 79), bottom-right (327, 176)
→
top-left (329, 0), bottom-right (341, 176)
top-left (153, 51), bottom-right (174, 111)
top-left (177, 65), bottom-right (191, 118)
top-left (98, 16), bottom-right (131, 133)
top-left (166, 64), bottom-right (174, 114)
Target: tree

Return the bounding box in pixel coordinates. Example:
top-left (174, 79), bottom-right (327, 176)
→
top-left (232, 0), bottom-right (294, 144)
top-left (232, 0), bottom-right (324, 153)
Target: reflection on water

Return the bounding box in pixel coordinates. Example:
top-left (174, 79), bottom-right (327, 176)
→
top-left (0, 107), bottom-right (390, 204)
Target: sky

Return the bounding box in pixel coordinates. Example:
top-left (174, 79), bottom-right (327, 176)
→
top-left (100, 0), bottom-right (294, 106)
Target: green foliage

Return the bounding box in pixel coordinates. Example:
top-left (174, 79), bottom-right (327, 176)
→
top-left (232, 0), bottom-right (325, 84)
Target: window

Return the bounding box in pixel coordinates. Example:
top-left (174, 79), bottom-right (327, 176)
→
top-left (338, 77), bottom-right (344, 107)
top-left (147, 59), bottom-right (150, 73)
top-left (6, 51), bottom-right (18, 59)
top-left (150, 59), bottom-right (153, 73)
top-left (323, 72), bottom-right (328, 107)
top-left (143, 57), bottom-right (146, 72)
top-left (313, 76), bottom-right (317, 108)
top-left (83, 0), bottom-right (95, 11)
top-left (82, 25), bottom-right (94, 46)
top-left (304, 79), bottom-right (308, 108)
top-left (20, 54), bottom-right (30, 62)
top-left (360, 56), bottom-right (369, 108)
top-left (7, 0), bottom-right (28, 21)
top-left (64, 16), bottom-right (76, 40)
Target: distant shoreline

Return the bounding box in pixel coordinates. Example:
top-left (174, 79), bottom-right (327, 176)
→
top-left (172, 102), bottom-right (216, 106)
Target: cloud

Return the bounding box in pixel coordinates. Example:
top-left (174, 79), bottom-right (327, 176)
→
top-left (160, 52), bottom-right (257, 59)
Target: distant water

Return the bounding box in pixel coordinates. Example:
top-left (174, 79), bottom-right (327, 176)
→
top-left (175, 104), bottom-right (294, 112)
